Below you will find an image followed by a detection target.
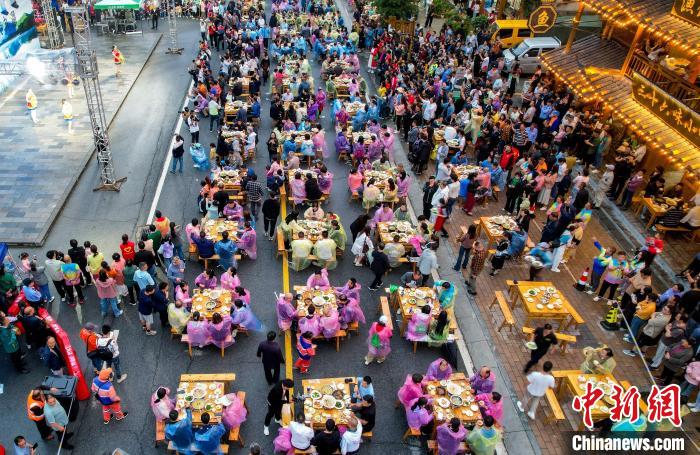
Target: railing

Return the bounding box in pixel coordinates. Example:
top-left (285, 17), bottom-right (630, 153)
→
top-left (624, 52), bottom-right (700, 113)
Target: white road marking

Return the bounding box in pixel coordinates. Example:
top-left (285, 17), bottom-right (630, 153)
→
top-left (146, 80), bottom-right (194, 224)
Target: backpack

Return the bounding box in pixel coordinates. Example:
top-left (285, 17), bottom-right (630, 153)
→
top-left (96, 340), bottom-right (113, 361)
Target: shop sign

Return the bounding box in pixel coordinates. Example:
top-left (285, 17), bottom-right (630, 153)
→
top-left (632, 72), bottom-right (700, 149)
top-left (528, 5), bottom-right (557, 33)
top-left (672, 0), bottom-right (700, 28)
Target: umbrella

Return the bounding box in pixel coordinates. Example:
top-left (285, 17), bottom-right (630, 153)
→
top-left (94, 0), bottom-right (141, 10)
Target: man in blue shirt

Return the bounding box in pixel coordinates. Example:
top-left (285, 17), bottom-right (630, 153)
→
top-left (353, 376), bottom-right (374, 402)
top-left (21, 278), bottom-right (44, 308)
top-left (166, 408), bottom-right (194, 454)
top-left (506, 228), bottom-right (527, 258)
top-left (526, 124), bottom-right (538, 144)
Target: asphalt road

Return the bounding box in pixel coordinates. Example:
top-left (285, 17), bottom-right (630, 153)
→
top-left (0, 15), bottom-right (442, 455)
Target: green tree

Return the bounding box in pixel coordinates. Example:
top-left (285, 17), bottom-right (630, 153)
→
top-left (374, 0), bottom-right (419, 20)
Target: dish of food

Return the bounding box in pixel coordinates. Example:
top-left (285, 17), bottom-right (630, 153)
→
top-left (205, 300), bottom-right (217, 310)
top-left (450, 395), bottom-right (463, 406)
top-left (321, 395), bottom-right (336, 409)
top-left (210, 290), bottom-right (221, 300)
top-left (528, 289), bottom-right (538, 296)
top-left (332, 390), bottom-right (344, 400)
top-left (321, 385), bottom-right (335, 395)
top-left (439, 380), bottom-right (448, 387)
top-left (415, 290), bottom-right (426, 299)
top-left (536, 304), bottom-right (544, 310)
top-left (192, 387), bottom-right (207, 399)
top-left (437, 397), bottom-right (451, 409)
top-left (465, 410), bottom-right (474, 417)
top-left (313, 400), bottom-right (323, 409)
top-left (191, 399), bottom-right (206, 410)
top-left (526, 297), bottom-right (534, 303)
top-left (470, 404), bottom-right (479, 412)
top-left (446, 383), bottom-right (462, 396)
top-left (525, 341), bottom-right (537, 350)
top-left (334, 400), bottom-right (345, 410)
top-left (310, 390), bottom-right (322, 399)
top-left (546, 304), bottom-right (554, 310)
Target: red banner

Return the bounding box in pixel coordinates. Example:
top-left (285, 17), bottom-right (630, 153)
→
top-left (38, 308), bottom-right (90, 400)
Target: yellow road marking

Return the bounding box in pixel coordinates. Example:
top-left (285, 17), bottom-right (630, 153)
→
top-left (280, 191), bottom-right (293, 381)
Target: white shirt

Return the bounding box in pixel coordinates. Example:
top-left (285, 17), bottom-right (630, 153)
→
top-left (97, 332), bottom-right (120, 357)
top-left (340, 423), bottom-right (363, 455)
top-left (448, 181), bottom-right (460, 199)
top-left (526, 371), bottom-right (554, 397)
top-left (681, 206), bottom-right (700, 227)
top-left (289, 421), bottom-right (314, 449)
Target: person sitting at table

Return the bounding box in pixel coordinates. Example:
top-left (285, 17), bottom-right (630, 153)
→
top-left (317, 165), bottom-right (333, 195)
top-left (466, 415), bottom-right (502, 455)
top-left (288, 412), bottom-right (315, 451)
top-left (469, 367), bottom-right (496, 395)
top-left (186, 311), bottom-right (209, 348)
top-left (175, 282), bottom-right (192, 309)
top-left (232, 286), bottom-right (251, 306)
top-left (425, 358), bottom-right (453, 381)
top-left (195, 269), bottom-right (218, 289)
top-left (394, 204), bottom-right (410, 222)
top-left (220, 267), bottom-right (241, 291)
top-left (231, 299), bottom-right (262, 333)
top-left (221, 391), bottom-right (247, 430)
top-left (223, 200), bottom-right (244, 221)
top-left (193, 230), bottom-right (216, 260)
top-left (680, 203), bottom-right (700, 231)
top-left (207, 312), bottom-right (234, 349)
top-left (165, 408), bottom-right (194, 453)
top-left (656, 205), bottom-right (685, 228)
top-left (291, 231), bottom-right (314, 271)
top-left (436, 418), bottom-right (467, 455)
top-left (306, 268), bottom-right (330, 289)
top-left (305, 172), bottom-right (323, 203)
top-left (581, 346), bottom-right (617, 375)
top-left (406, 397), bottom-right (434, 435)
top-left (476, 391), bottom-right (503, 424)
top-left (236, 221), bottom-right (257, 260)
top-left (341, 415), bottom-right (363, 455)
top-left (337, 293), bottom-right (365, 329)
top-left (313, 231), bottom-right (338, 270)
top-left (357, 157), bottom-right (372, 175)
top-left (434, 280), bottom-right (456, 312)
top-left (406, 304), bottom-right (432, 341)
top-left (215, 231), bottom-right (239, 269)
top-left (311, 418), bottom-right (342, 455)
top-left (362, 179), bottom-right (381, 211)
top-left (319, 305), bottom-right (341, 339)
top-left (335, 277), bottom-right (362, 302)
top-left (294, 331), bottom-right (317, 374)
top-left (151, 387), bottom-right (175, 422)
top-left (400, 270), bottom-right (423, 288)
top-left (370, 203), bottom-right (394, 228)
top-left (290, 172), bottom-right (307, 209)
top-left (298, 303), bottom-right (321, 337)
top-left (428, 310), bottom-right (450, 347)
top-left (397, 373), bottom-right (427, 409)
top-left (276, 293), bottom-right (297, 332)
top-left (168, 299), bottom-right (190, 334)
top-left (194, 412), bottom-right (227, 454)
top-left (304, 202), bottom-right (325, 221)
top-left (328, 220), bottom-right (347, 254)
top-left (664, 182), bottom-right (684, 199)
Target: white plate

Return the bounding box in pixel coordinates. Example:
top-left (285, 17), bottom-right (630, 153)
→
top-left (536, 304), bottom-right (544, 309)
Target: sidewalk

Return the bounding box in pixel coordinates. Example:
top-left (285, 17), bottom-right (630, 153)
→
top-left (0, 28), bottom-right (162, 245)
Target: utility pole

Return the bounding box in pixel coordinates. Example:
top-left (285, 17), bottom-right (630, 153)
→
top-left (39, 0), bottom-right (64, 49)
top-left (165, 0), bottom-right (184, 54)
top-left (65, 5), bottom-right (127, 191)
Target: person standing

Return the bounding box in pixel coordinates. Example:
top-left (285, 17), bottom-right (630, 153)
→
top-left (12, 435), bottom-right (37, 454)
top-left (26, 389), bottom-right (53, 440)
top-left (42, 337), bottom-right (65, 376)
top-left (0, 315), bottom-right (29, 374)
top-left (208, 97), bottom-right (220, 132)
top-left (150, 6), bottom-right (159, 29)
top-left (368, 243), bottom-right (390, 291)
top-left (294, 332), bottom-right (316, 374)
top-left (112, 46), bottom-right (124, 77)
top-left (98, 325), bottom-right (127, 383)
top-left (264, 378), bottom-right (293, 436)
top-left (170, 135), bottom-right (185, 174)
top-left (26, 88), bottom-right (38, 124)
top-left (138, 284), bottom-right (158, 336)
top-left (523, 324), bottom-right (557, 373)
top-left (67, 239), bottom-right (90, 286)
top-left (257, 331), bottom-right (284, 385)
top-left (453, 224), bottom-right (477, 271)
top-left (422, 176), bottom-right (438, 219)
top-left (43, 394), bottom-right (73, 450)
top-left (91, 368), bottom-right (128, 424)
top-left (262, 194), bottom-right (280, 240)
top-left (516, 361), bottom-right (555, 420)
top-left (418, 243), bottom-right (439, 286)
top-left (245, 174), bottom-right (265, 219)
top-left (465, 241), bottom-right (487, 296)
top-left (44, 250), bottom-right (65, 302)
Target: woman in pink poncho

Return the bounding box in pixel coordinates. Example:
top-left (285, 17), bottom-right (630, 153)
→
top-left (290, 172), bottom-right (307, 205)
top-left (425, 358), bottom-right (453, 381)
top-left (334, 278), bottom-right (361, 302)
top-left (436, 418), bottom-right (467, 455)
top-left (221, 392), bottom-right (248, 429)
top-left (312, 129), bottom-right (328, 159)
top-left (236, 222), bottom-right (257, 259)
top-left (319, 305), bottom-right (340, 339)
top-left (370, 204), bottom-right (394, 228)
top-left (194, 270), bottom-right (217, 289)
top-left (306, 268), bottom-right (330, 290)
top-left (297, 304), bottom-right (321, 337)
top-left (220, 267), bottom-right (241, 291)
top-left (364, 316), bottom-right (392, 364)
top-left (397, 373), bottom-right (428, 409)
top-left (316, 166), bottom-right (333, 195)
top-left (276, 293), bottom-right (297, 331)
top-left (337, 294), bottom-right (365, 328)
top-left (406, 305), bottom-right (432, 341)
top-left (151, 386), bottom-right (175, 421)
top-left (175, 282), bottom-right (192, 309)
top-left (397, 171), bottom-right (411, 203)
top-left (316, 88), bottom-right (326, 114)
top-left (206, 312), bottom-right (234, 349)
top-left (232, 286), bottom-right (251, 306)
top-left (476, 391), bottom-right (503, 423)
top-left (186, 312), bottom-right (210, 347)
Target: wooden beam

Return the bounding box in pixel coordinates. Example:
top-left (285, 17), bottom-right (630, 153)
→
top-left (621, 24), bottom-right (644, 75)
top-left (565, 2), bottom-right (586, 53)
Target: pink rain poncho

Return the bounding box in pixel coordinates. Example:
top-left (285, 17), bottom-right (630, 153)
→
top-left (367, 321), bottom-right (392, 359)
top-left (313, 130), bottom-right (328, 158)
top-left (186, 319), bottom-right (210, 347)
top-left (334, 282), bottom-right (362, 302)
top-left (317, 170), bottom-right (334, 195)
top-left (306, 268), bottom-right (330, 289)
top-left (175, 285), bottom-right (192, 308)
top-left (319, 307), bottom-right (340, 339)
top-left (150, 387), bottom-right (175, 421)
top-left (236, 228), bottom-right (257, 260)
top-left (298, 314), bottom-right (321, 337)
top-left (476, 392), bottom-right (503, 423)
top-left (425, 358), bottom-right (453, 381)
top-left (276, 295), bottom-right (297, 331)
top-left (273, 427), bottom-right (294, 455)
top-left (339, 298), bottom-right (366, 326)
top-left (221, 393), bottom-right (248, 429)
top-left (406, 312), bottom-right (431, 341)
top-left (206, 315), bottom-right (234, 349)
top-left (220, 271), bottom-right (241, 291)
top-left (397, 375), bottom-right (426, 410)
top-left (231, 305), bottom-right (262, 331)
top-left (370, 206), bottom-right (394, 228)
top-left (232, 288), bottom-right (251, 306)
top-left (406, 398), bottom-right (433, 430)
top-left (436, 421), bottom-right (467, 455)
top-left (290, 178), bottom-right (306, 205)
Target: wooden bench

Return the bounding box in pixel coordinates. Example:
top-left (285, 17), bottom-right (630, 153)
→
top-left (412, 332), bottom-right (459, 353)
top-left (347, 321), bottom-right (360, 336)
top-left (427, 440), bottom-right (467, 455)
top-left (543, 388), bottom-right (566, 424)
top-left (361, 431), bottom-right (373, 442)
top-left (377, 296), bottom-right (394, 331)
top-left (313, 330), bottom-right (346, 352)
top-left (200, 254), bottom-right (242, 269)
top-left (155, 419), bottom-right (165, 447)
top-left (170, 327), bottom-right (183, 339)
top-left (167, 442), bottom-right (229, 454)
top-left (655, 224), bottom-right (699, 241)
top-left (522, 326), bottom-right (577, 354)
top-left (227, 391), bottom-right (247, 447)
top-left (277, 230), bottom-right (286, 258)
top-left (181, 333), bottom-right (233, 358)
top-left (402, 427), bottom-right (421, 441)
top-left (491, 185), bottom-right (501, 201)
top-left (489, 291), bottom-right (515, 332)
top-left (385, 256), bottom-right (410, 275)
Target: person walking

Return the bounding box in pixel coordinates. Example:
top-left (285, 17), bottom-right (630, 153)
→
top-left (112, 45), bottom-right (124, 77)
top-left (264, 378), bottom-right (293, 436)
top-left (170, 135), bottom-right (185, 174)
top-left (97, 325), bottom-right (127, 383)
top-left (516, 361), bottom-right (555, 420)
top-left (465, 241), bottom-right (487, 296)
top-left (245, 174), bottom-right (265, 220)
top-left (257, 331), bottom-right (284, 385)
top-left (138, 284), bottom-right (158, 336)
top-left (523, 324), bottom-right (557, 373)
top-left (262, 194), bottom-right (280, 240)
top-left (418, 242), bottom-right (439, 286)
top-left (43, 394), bottom-right (73, 450)
top-left (422, 176), bottom-right (438, 219)
top-left (368, 243), bottom-right (390, 291)
top-left (91, 368), bottom-right (128, 424)
top-left (26, 389), bottom-right (53, 440)
top-left (364, 316), bottom-right (392, 365)
top-left (95, 270), bottom-right (122, 318)
top-left (453, 224), bottom-right (477, 271)
top-left (44, 250), bottom-right (66, 302)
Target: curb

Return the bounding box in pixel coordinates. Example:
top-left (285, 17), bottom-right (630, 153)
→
top-left (13, 32), bottom-right (164, 247)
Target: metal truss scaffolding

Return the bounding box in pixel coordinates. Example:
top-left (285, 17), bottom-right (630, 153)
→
top-left (39, 0), bottom-right (64, 49)
top-left (165, 0), bottom-right (184, 54)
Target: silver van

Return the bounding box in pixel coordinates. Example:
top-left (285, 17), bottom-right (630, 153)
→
top-left (503, 37), bottom-right (561, 74)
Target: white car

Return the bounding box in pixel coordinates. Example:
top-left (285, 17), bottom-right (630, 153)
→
top-left (503, 37), bottom-right (561, 74)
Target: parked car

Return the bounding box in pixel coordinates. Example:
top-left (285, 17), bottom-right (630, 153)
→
top-left (489, 20), bottom-right (535, 49)
top-left (503, 37), bottom-right (561, 73)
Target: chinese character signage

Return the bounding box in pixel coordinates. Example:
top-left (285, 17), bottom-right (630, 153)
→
top-left (672, 0), bottom-right (700, 27)
top-left (632, 72), bottom-right (700, 149)
top-left (528, 5), bottom-right (557, 33)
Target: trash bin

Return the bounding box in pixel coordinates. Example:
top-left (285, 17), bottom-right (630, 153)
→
top-left (41, 375), bottom-right (80, 421)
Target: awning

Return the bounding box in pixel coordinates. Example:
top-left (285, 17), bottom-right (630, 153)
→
top-left (94, 0), bottom-right (141, 10)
